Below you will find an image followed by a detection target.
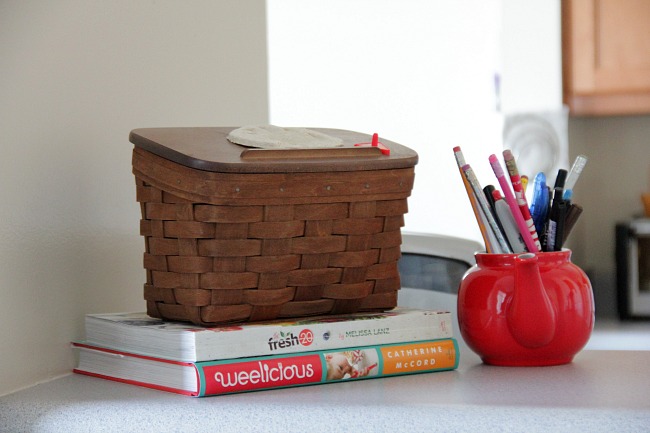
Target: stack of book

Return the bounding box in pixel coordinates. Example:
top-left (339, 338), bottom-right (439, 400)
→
top-left (73, 308), bottom-right (459, 397)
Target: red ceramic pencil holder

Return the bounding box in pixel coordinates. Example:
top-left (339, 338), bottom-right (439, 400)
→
top-left (457, 250), bottom-right (595, 366)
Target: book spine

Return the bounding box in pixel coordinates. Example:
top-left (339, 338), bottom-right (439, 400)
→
top-left (198, 310), bottom-right (453, 361)
top-left (196, 338), bottom-right (458, 396)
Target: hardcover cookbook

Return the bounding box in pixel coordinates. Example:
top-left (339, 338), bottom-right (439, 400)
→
top-left (74, 338), bottom-right (458, 397)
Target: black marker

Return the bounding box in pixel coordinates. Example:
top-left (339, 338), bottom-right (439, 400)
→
top-left (554, 169), bottom-right (567, 190)
top-left (546, 187), bottom-right (567, 251)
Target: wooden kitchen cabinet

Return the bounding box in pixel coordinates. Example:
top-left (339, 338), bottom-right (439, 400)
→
top-left (562, 0), bottom-right (650, 116)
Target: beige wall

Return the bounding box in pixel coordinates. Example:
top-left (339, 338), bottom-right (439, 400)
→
top-left (567, 115), bottom-right (650, 318)
top-left (0, 1), bottom-right (268, 396)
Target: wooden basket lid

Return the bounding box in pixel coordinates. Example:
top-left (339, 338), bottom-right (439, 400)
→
top-left (129, 127), bottom-right (418, 174)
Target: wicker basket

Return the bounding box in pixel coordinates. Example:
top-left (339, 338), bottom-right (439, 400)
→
top-left (131, 127), bottom-right (417, 325)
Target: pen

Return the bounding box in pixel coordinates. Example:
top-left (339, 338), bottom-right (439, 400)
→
top-left (503, 150), bottom-right (542, 251)
top-left (554, 169), bottom-right (567, 189)
top-left (454, 147), bottom-right (493, 252)
top-left (563, 155), bottom-right (588, 200)
top-left (530, 172), bottom-right (550, 236)
top-left (483, 184), bottom-right (507, 239)
top-left (542, 185), bottom-right (554, 251)
top-left (546, 187), bottom-right (567, 251)
top-left (463, 163), bottom-right (512, 254)
top-left (492, 189), bottom-right (527, 253)
top-left (546, 170), bottom-right (566, 251)
top-left (489, 154), bottom-right (537, 252)
top-left (562, 203), bottom-right (583, 244)
top-left (553, 200), bottom-right (568, 251)
top-left (483, 184), bottom-right (497, 215)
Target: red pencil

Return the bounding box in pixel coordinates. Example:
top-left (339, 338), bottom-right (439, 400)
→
top-left (502, 150), bottom-right (542, 252)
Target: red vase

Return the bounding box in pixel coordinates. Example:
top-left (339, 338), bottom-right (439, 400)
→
top-left (458, 251), bottom-right (595, 366)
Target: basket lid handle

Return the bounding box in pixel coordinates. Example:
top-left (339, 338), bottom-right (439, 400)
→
top-left (240, 146), bottom-right (383, 161)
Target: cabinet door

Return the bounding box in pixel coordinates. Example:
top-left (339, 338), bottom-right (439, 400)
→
top-left (562, 0), bottom-right (650, 116)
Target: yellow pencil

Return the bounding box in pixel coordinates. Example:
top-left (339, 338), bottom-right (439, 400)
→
top-left (521, 175), bottom-right (529, 194)
top-left (453, 147), bottom-right (505, 253)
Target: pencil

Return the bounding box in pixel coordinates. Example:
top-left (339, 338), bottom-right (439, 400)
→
top-left (503, 150), bottom-right (542, 251)
top-left (489, 154), bottom-right (538, 253)
top-left (454, 147), bottom-right (493, 253)
top-left (462, 163), bottom-right (512, 254)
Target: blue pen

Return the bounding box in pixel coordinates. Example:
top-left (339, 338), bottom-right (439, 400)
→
top-left (563, 155), bottom-right (588, 200)
top-left (530, 172), bottom-right (549, 236)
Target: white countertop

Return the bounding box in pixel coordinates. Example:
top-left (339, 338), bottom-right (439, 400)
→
top-left (2, 341), bottom-right (649, 433)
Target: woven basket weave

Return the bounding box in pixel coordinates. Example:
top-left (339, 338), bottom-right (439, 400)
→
top-left (131, 127), bottom-right (417, 325)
